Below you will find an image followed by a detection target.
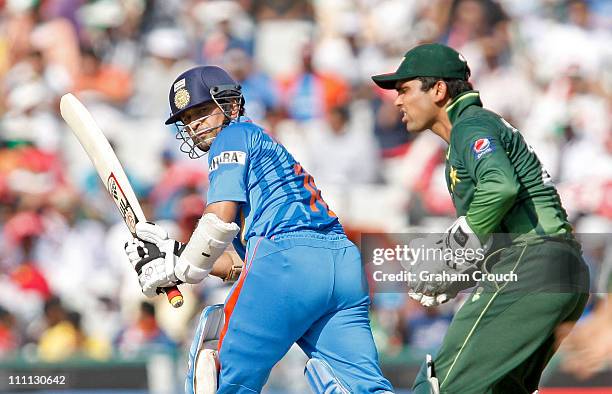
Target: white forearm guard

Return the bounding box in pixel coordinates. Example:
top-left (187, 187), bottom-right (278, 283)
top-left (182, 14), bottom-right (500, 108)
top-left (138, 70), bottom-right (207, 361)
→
top-left (174, 213), bottom-right (240, 284)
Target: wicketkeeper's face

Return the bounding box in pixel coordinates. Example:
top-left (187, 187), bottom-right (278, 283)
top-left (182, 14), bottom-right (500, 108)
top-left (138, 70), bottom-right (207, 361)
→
top-left (394, 79), bottom-right (440, 133)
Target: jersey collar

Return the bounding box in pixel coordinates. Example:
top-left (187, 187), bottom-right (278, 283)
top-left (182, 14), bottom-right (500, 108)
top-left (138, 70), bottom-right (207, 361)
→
top-left (445, 90), bottom-right (482, 125)
top-left (236, 115), bottom-right (252, 123)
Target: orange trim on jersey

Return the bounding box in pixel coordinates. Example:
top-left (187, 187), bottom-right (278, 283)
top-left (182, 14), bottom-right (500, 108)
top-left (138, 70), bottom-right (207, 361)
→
top-left (294, 162), bottom-right (337, 216)
top-left (304, 174), bottom-right (319, 212)
top-left (217, 237), bottom-right (263, 357)
top-left (318, 190), bottom-right (337, 217)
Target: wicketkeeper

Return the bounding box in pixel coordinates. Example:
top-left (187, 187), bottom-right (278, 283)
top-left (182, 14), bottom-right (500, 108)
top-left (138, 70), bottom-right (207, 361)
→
top-left (372, 43), bottom-right (590, 393)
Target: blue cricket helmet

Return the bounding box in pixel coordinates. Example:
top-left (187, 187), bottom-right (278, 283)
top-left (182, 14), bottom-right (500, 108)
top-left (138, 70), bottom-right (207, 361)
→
top-left (165, 65), bottom-right (242, 125)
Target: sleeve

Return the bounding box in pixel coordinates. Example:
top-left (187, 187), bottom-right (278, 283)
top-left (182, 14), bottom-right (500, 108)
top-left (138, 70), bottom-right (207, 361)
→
top-left (206, 126), bottom-right (250, 204)
top-left (455, 126), bottom-right (520, 235)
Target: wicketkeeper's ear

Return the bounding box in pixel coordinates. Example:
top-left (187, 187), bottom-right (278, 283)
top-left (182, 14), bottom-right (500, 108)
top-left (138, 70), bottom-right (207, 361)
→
top-left (434, 80), bottom-right (449, 103)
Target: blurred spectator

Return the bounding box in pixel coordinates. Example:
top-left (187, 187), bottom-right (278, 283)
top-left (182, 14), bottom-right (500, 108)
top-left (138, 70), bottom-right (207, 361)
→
top-left (3, 210), bottom-right (44, 250)
top-left (175, 193), bottom-right (206, 244)
top-left (3, 211), bottom-right (51, 304)
top-left (372, 97), bottom-right (414, 158)
top-left (3, 49), bottom-right (46, 93)
top-left (370, 293), bottom-right (407, 356)
top-left (65, 310), bottom-right (112, 360)
top-left (523, 65), bottom-right (612, 183)
top-left (73, 46), bottom-right (133, 104)
top-left (37, 296), bottom-right (78, 361)
top-left (303, 105), bottom-right (379, 187)
top-left (189, 0), bottom-right (255, 64)
top-left (311, 7), bottom-right (387, 86)
top-left (202, 12), bottom-right (253, 63)
top-left (35, 189), bottom-right (117, 309)
top-left (28, 6), bottom-right (80, 92)
top-left (116, 301), bottom-right (176, 356)
top-left (224, 48), bottom-right (280, 124)
top-left (279, 44), bottom-right (350, 122)
top-left (3, 4), bottom-right (38, 68)
top-left (404, 306), bottom-right (453, 352)
top-left (444, 0), bottom-right (507, 48)
top-left (250, 0), bottom-right (314, 21)
top-left (149, 151), bottom-right (207, 220)
top-left (37, 297), bottom-right (110, 361)
top-left (0, 306), bottom-right (18, 358)
top-left (2, 147), bottom-right (66, 197)
top-left (462, 34), bottom-right (533, 127)
top-left (561, 294), bottom-right (612, 380)
top-left (523, 0), bottom-right (611, 83)
top-left (1, 81), bottom-right (61, 152)
top-left (10, 260), bottom-right (51, 303)
top-left (77, 0), bottom-right (145, 70)
top-left (129, 27), bottom-right (194, 118)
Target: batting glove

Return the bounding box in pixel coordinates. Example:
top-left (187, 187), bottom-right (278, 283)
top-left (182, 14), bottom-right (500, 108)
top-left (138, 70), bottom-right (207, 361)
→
top-left (124, 222), bottom-right (186, 298)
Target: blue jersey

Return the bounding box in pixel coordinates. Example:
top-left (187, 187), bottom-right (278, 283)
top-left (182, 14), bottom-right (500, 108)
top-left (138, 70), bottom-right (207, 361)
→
top-left (206, 118), bottom-right (343, 258)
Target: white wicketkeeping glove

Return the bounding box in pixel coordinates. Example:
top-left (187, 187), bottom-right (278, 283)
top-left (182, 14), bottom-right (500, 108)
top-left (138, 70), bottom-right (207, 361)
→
top-left (402, 237), bottom-right (460, 307)
top-left (403, 216), bottom-right (490, 307)
top-left (408, 292), bottom-right (450, 307)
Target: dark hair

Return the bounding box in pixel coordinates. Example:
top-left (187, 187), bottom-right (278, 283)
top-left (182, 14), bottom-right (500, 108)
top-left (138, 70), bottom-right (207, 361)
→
top-left (67, 311), bottom-right (82, 330)
top-left (44, 296), bottom-right (63, 315)
top-left (140, 301), bottom-right (156, 318)
top-left (329, 105), bottom-right (350, 122)
top-left (416, 77), bottom-right (473, 99)
top-left (0, 305), bottom-right (10, 320)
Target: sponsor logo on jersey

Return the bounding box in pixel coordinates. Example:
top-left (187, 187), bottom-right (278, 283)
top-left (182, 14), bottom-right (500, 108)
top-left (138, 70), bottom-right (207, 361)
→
top-left (472, 137), bottom-right (495, 160)
top-left (209, 151), bottom-right (247, 172)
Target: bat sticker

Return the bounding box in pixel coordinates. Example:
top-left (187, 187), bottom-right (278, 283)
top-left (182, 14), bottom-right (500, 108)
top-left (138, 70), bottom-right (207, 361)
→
top-left (107, 173), bottom-right (137, 234)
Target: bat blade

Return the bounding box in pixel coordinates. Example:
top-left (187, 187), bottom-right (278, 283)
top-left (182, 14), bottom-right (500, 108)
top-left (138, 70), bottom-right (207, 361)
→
top-left (60, 93), bottom-right (142, 234)
top-left (60, 93), bottom-right (183, 308)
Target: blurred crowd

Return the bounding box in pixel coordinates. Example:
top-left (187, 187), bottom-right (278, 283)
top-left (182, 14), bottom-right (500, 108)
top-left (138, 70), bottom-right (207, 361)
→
top-left (1, 0), bottom-right (612, 385)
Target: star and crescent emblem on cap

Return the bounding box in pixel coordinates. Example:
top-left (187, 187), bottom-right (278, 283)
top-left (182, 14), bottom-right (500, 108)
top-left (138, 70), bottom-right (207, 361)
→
top-left (174, 88), bottom-right (190, 109)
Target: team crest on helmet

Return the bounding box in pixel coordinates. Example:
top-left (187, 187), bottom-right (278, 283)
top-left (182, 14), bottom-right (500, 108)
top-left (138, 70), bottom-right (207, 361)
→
top-left (174, 88), bottom-right (190, 109)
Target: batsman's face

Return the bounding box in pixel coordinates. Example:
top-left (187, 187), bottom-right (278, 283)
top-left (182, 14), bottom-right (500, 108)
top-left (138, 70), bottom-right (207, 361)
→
top-left (394, 79), bottom-right (439, 133)
top-left (180, 103), bottom-right (226, 151)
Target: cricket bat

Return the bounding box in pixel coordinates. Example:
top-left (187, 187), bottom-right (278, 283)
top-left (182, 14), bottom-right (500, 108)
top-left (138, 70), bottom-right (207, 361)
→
top-left (59, 93), bottom-right (183, 308)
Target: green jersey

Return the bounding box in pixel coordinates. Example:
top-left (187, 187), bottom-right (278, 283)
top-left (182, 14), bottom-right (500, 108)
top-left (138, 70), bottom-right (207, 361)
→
top-left (444, 91), bottom-right (572, 240)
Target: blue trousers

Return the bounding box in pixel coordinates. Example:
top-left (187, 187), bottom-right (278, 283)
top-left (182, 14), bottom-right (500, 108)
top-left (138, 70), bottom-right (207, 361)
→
top-left (216, 232), bottom-right (393, 393)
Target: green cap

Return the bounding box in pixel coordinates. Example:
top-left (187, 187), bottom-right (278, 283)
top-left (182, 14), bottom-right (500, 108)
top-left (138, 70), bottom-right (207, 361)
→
top-left (372, 43), bottom-right (471, 90)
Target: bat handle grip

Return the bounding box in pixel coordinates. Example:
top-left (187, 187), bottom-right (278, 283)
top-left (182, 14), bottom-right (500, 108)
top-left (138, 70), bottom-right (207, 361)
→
top-left (138, 240), bottom-right (184, 308)
top-left (165, 286), bottom-right (184, 308)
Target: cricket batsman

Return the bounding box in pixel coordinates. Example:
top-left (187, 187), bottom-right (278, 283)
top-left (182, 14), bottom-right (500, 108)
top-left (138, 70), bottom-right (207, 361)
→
top-left (372, 43), bottom-right (590, 393)
top-left (125, 65), bottom-right (394, 394)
